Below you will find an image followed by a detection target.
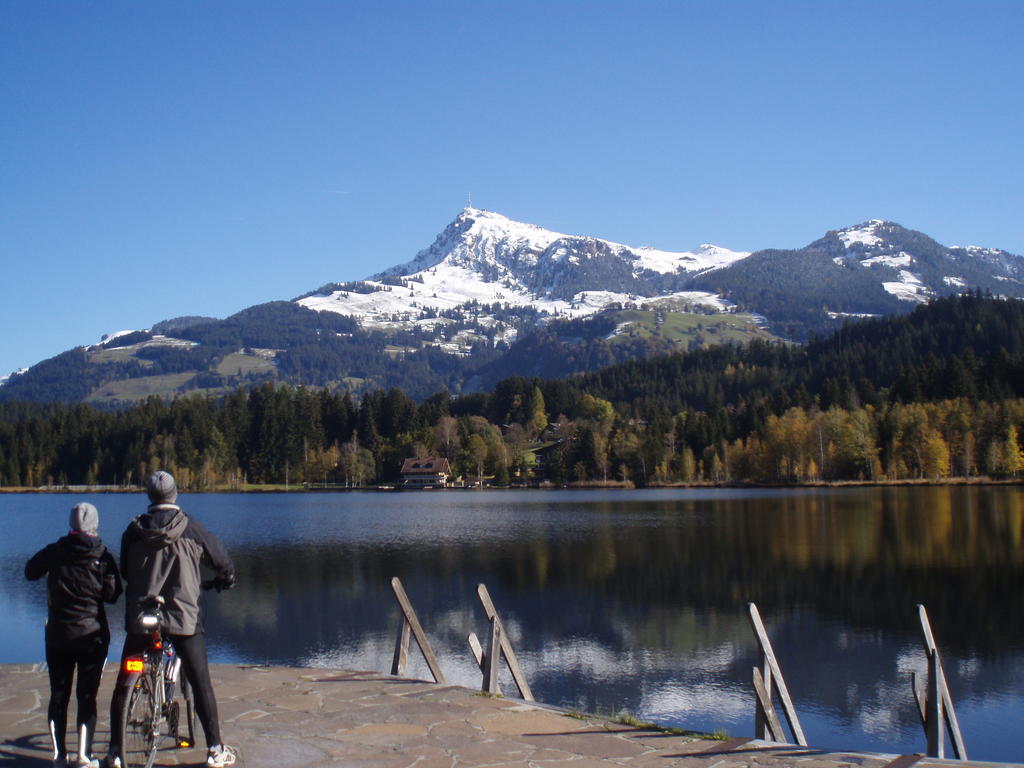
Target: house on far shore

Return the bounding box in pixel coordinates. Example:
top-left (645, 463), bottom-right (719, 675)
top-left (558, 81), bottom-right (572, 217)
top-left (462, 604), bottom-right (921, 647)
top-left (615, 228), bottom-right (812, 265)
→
top-left (400, 457), bottom-right (453, 488)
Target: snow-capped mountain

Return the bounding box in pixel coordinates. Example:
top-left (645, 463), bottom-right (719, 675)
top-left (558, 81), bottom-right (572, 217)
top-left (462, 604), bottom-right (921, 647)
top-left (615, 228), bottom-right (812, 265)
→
top-left (379, 207), bottom-right (747, 282)
top-left (4, 207), bottom-right (1023, 405)
top-left (297, 209), bottom-right (1024, 347)
top-left (297, 207), bottom-right (748, 339)
top-left (809, 219), bottom-right (1024, 305)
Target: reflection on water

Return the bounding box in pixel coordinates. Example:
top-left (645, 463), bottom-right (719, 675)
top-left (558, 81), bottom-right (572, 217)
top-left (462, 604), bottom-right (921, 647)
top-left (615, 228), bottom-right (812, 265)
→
top-left (3, 487), bottom-right (1023, 761)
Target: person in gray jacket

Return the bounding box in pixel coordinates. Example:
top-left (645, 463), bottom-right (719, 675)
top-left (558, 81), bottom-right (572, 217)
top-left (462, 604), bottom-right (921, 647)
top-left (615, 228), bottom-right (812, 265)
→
top-left (105, 471), bottom-right (237, 768)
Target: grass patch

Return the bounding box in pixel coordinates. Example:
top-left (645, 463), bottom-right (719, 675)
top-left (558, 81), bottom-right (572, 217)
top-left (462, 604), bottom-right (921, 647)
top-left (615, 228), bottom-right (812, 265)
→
top-left (605, 309), bottom-right (778, 349)
top-left (89, 347), bottom-right (154, 365)
top-left (562, 707), bottom-right (725, 740)
top-left (215, 352), bottom-right (276, 377)
top-left (609, 711), bottom-right (728, 740)
top-left (85, 373), bottom-right (196, 404)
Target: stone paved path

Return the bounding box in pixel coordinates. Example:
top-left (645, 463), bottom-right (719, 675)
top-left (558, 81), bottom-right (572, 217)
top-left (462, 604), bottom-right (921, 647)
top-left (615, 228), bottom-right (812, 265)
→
top-left (0, 664), bottom-right (1014, 768)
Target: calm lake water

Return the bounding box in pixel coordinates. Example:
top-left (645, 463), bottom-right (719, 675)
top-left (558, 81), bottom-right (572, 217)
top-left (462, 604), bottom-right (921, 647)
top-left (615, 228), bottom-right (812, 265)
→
top-left (3, 487), bottom-right (1023, 761)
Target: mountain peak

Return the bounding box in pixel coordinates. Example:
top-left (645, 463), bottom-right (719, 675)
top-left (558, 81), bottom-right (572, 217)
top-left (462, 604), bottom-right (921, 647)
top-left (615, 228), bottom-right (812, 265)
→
top-left (834, 219), bottom-right (894, 249)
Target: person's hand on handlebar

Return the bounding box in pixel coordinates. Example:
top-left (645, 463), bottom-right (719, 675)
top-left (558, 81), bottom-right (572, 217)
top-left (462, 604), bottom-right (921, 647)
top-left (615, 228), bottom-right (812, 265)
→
top-left (215, 572), bottom-right (236, 592)
top-left (201, 573), bottom-right (236, 592)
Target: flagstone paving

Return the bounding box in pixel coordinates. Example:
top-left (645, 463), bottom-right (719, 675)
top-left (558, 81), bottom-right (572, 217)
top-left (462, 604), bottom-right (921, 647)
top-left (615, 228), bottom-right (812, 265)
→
top-left (0, 664), bottom-right (1015, 768)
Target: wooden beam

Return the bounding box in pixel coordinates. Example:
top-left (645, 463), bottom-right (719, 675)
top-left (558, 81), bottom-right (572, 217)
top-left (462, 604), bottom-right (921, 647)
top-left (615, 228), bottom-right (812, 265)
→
top-left (476, 584), bottom-right (534, 701)
top-left (917, 605), bottom-right (967, 760)
top-left (390, 577), bottom-right (446, 684)
top-left (755, 656), bottom-right (773, 740)
top-left (911, 671), bottom-right (926, 727)
top-left (926, 649), bottom-right (944, 758)
top-left (468, 632), bottom-right (484, 667)
top-left (468, 632), bottom-right (501, 696)
top-left (752, 667), bottom-right (786, 743)
top-left (391, 615), bottom-right (410, 676)
top-left (747, 603), bottom-right (807, 746)
top-left (483, 616), bottom-right (502, 694)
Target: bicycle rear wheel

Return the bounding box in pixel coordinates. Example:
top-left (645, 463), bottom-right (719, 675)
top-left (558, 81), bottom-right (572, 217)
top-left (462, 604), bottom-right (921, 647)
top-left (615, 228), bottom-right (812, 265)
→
top-left (119, 669), bottom-right (161, 768)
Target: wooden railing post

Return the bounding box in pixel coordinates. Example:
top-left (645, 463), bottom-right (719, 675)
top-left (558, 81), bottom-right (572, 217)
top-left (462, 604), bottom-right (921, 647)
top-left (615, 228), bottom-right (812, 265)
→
top-left (926, 647), bottom-right (944, 758)
top-left (389, 577), bottom-right (446, 684)
top-left (483, 613), bottom-right (503, 694)
top-left (916, 604), bottom-right (967, 760)
top-left (752, 667), bottom-right (785, 743)
top-left (747, 603), bottom-right (807, 746)
top-left (467, 631), bottom-right (501, 696)
top-left (466, 584), bottom-right (534, 701)
top-left (754, 642), bottom-right (774, 740)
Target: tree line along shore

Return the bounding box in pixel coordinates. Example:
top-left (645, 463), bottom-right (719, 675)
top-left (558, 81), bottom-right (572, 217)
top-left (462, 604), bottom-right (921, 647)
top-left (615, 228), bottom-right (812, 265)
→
top-left (2, 293), bottom-right (1024, 490)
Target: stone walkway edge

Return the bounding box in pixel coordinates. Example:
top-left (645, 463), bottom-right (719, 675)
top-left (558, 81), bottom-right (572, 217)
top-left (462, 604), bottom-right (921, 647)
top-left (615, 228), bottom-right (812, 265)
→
top-left (0, 663), bottom-right (1017, 768)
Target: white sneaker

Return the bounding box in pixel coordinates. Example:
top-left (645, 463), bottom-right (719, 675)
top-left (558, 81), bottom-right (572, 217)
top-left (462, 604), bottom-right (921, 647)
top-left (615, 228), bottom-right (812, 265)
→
top-left (207, 744), bottom-right (237, 767)
top-left (102, 757), bottom-right (121, 768)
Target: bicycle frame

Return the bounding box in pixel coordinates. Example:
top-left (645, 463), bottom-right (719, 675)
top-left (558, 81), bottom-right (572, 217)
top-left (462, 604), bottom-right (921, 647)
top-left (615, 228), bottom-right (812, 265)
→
top-left (117, 601), bottom-right (196, 768)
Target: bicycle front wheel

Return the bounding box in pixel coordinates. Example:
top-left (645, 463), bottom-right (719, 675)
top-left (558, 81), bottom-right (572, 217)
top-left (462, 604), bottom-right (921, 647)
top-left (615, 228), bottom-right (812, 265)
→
top-left (119, 669), bottom-right (161, 768)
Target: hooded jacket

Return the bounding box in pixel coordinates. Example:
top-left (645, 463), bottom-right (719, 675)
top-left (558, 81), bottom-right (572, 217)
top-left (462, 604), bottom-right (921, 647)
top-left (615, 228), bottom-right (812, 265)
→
top-left (25, 532), bottom-right (122, 644)
top-left (120, 504), bottom-right (234, 636)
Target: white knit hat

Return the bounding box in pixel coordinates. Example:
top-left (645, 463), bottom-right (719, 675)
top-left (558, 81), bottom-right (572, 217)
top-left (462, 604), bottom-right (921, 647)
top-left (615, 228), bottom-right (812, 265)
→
top-left (69, 502), bottom-right (99, 535)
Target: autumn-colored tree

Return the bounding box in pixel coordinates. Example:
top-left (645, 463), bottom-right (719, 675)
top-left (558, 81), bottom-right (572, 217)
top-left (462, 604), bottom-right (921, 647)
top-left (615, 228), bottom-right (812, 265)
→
top-left (466, 434), bottom-right (488, 486)
top-left (434, 415), bottom-right (460, 459)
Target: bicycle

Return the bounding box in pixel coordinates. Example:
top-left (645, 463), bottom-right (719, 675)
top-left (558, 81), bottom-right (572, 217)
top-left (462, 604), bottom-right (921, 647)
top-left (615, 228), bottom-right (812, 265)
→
top-left (115, 594), bottom-right (197, 768)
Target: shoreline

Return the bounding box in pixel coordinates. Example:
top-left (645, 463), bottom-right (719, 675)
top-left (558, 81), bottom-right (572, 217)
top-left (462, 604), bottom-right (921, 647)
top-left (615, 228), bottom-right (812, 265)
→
top-left (2, 476), bottom-right (1021, 494)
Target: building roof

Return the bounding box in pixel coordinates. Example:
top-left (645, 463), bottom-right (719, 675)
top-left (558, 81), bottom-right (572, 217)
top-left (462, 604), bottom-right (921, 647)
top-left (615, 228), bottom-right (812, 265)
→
top-left (400, 457), bottom-right (452, 475)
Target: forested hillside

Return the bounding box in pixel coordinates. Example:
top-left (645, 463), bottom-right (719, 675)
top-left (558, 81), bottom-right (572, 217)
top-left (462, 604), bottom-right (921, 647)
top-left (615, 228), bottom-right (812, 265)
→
top-left (2, 294), bottom-right (1022, 488)
top-left (577, 291), bottom-right (1024, 413)
top-left (0, 302), bottom-right (483, 403)
top-left (691, 248), bottom-right (904, 340)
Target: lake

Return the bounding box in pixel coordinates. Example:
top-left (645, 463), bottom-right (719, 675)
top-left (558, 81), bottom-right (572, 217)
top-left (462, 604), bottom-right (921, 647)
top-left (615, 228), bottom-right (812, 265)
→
top-left (3, 486), bottom-right (1023, 761)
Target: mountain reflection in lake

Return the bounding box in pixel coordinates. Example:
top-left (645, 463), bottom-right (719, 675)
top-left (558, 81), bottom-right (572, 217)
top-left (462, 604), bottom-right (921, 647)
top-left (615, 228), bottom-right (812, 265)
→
top-left (3, 487), bottom-right (1023, 761)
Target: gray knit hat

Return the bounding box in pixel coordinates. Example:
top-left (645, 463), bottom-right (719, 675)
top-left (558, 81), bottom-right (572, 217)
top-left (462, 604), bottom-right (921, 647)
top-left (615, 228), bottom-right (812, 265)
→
top-left (146, 470), bottom-right (178, 504)
top-left (69, 502), bottom-right (99, 535)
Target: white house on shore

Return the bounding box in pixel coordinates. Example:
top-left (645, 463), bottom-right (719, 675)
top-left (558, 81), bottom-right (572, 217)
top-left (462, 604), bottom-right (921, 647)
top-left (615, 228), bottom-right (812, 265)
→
top-left (400, 457), bottom-right (453, 488)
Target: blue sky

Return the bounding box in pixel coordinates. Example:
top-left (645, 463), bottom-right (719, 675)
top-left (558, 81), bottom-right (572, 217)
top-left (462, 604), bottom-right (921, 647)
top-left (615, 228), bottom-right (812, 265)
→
top-left (2, 0), bottom-right (1022, 378)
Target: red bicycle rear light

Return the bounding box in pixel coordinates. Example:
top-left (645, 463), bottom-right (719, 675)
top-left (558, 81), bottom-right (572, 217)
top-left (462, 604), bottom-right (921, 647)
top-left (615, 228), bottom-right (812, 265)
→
top-left (123, 657), bottom-right (144, 673)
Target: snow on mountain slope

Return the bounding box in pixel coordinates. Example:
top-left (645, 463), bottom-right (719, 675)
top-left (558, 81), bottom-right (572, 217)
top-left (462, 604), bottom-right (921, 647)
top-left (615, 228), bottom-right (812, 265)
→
top-left (828, 221), bottom-right (955, 303)
top-left (379, 207), bottom-right (748, 279)
top-left (837, 220), bottom-right (886, 248)
top-left (294, 210), bottom-right (1024, 359)
top-left (0, 368), bottom-right (28, 387)
top-left (298, 207), bottom-right (746, 333)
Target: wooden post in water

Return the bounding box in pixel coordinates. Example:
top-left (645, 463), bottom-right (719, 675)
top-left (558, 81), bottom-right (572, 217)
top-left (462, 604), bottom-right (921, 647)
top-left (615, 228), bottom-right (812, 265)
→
top-left (483, 614), bottom-right (503, 694)
top-left (466, 584), bottom-right (534, 700)
top-left (915, 604), bottom-right (967, 760)
top-left (389, 577), bottom-right (446, 684)
top-left (467, 631), bottom-right (501, 696)
top-left (751, 667), bottom-right (785, 743)
top-left (747, 603), bottom-right (807, 746)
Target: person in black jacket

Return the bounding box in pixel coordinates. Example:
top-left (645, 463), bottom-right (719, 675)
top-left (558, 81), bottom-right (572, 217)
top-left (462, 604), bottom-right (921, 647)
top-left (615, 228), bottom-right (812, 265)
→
top-left (25, 501), bottom-right (122, 768)
top-left (106, 471), bottom-right (237, 768)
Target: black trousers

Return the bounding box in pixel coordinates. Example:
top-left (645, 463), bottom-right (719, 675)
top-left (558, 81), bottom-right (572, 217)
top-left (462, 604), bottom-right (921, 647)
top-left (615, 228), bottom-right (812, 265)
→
top-left (46, 631), bottom-right (108, 758)
top-left (109, 631), bottom-right (221, 752)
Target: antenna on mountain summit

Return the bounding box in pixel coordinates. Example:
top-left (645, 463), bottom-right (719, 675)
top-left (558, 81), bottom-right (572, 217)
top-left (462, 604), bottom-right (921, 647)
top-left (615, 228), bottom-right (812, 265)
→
top-left (467, 192), bottom-right (473, 209)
